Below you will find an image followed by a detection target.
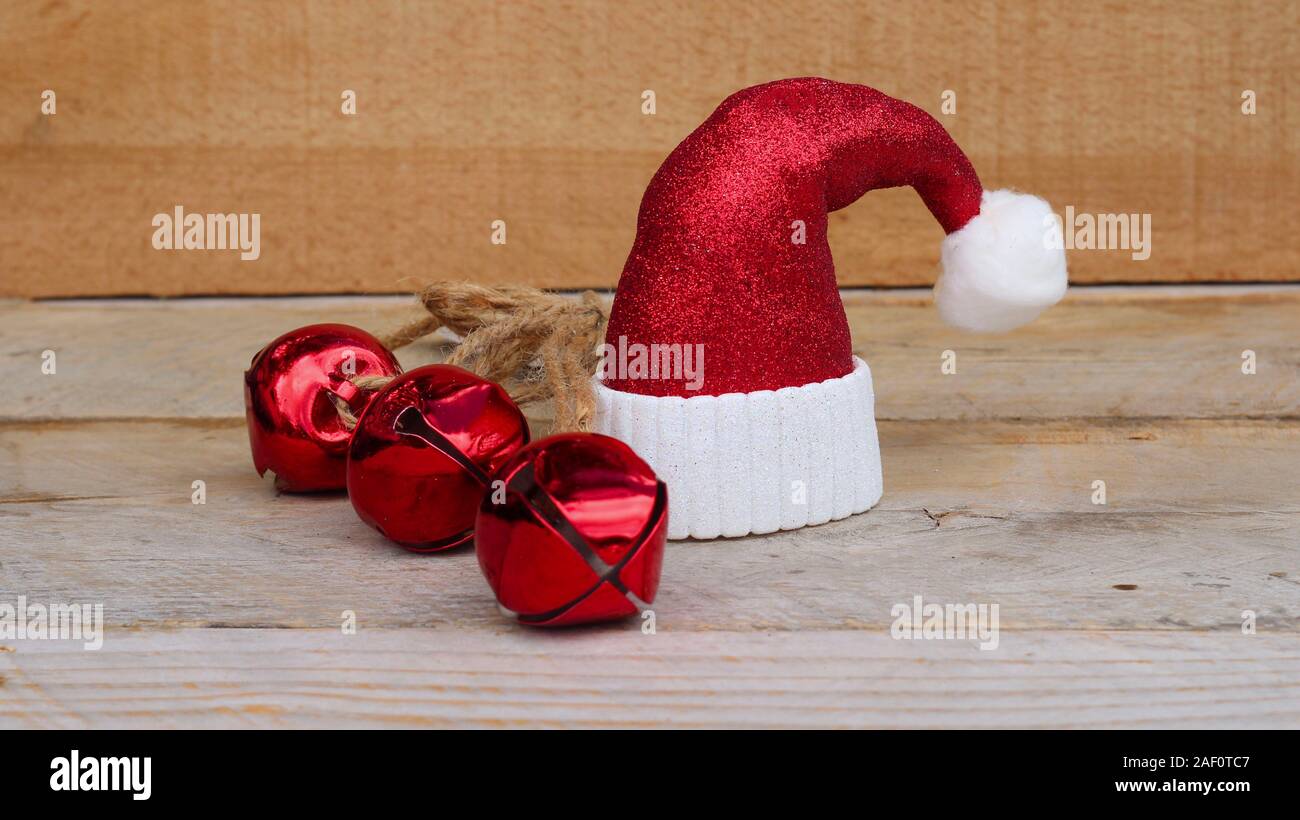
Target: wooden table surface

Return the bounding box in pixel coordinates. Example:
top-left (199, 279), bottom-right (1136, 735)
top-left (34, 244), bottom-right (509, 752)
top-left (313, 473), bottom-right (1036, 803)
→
top-left (1, 286), bottom-right (1297, 728)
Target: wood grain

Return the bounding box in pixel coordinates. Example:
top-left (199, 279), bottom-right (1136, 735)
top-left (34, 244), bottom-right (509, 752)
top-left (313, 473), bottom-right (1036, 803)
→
top-left (1, 0), bottom-right (1296, 296)
top-left (2, 629), bottom-right (1297, 729)
top-left (2, 418), bottom-right (1296, 631)
top-left (2, 286), bottom-right (1296, 422)
top-left (1, 289), bottom-right (1297, 727)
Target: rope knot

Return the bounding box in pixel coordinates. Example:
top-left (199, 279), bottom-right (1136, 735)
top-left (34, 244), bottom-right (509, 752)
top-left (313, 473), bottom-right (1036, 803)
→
top-left (370, 282), bottom-right (609, 432)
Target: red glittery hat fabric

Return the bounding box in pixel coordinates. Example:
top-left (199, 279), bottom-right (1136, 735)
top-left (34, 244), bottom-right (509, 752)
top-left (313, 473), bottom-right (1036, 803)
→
top-left (604, 77), bottom-right (984, 397)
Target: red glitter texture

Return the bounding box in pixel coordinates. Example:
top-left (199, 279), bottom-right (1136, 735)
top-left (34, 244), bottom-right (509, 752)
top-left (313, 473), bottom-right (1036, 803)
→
top-left (605, 77), bottom-right (984, 397)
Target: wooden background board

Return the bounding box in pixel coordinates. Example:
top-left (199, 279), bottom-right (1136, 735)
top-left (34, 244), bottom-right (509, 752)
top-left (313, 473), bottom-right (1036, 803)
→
top-left (1, 0), bottom-right (1296, 297)
top-left (1, 287), bottom-right (1298, 726)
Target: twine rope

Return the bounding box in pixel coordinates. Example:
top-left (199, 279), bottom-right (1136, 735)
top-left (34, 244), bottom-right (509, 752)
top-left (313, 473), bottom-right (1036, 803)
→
top-left (337, 282), bottom-right (609, 433)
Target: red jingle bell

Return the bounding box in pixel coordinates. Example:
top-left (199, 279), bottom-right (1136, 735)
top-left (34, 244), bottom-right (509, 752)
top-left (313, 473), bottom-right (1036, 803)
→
top-left (347, 364), bottom-right (530, 551)
top-left (474, 433), bottom-right (668, 627)
top-left (245, 323), bottom-right (401, 492)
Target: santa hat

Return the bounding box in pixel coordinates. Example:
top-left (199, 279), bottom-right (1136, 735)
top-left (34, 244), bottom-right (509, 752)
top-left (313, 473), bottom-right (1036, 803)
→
top-left (593, 78), bottom-right (1068, 540)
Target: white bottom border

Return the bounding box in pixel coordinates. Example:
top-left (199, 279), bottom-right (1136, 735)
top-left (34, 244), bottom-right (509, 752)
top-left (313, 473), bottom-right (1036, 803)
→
top-left (594, 357), bottom-right (883, 540)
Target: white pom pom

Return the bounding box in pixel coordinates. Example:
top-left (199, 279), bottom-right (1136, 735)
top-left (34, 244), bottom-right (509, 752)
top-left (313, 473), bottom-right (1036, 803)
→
top-left (933, 189), bottom-right (1068, 333)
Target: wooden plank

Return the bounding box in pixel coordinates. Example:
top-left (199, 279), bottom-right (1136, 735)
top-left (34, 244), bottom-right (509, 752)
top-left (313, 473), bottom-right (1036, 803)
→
top-left (1, 0), bottom-right (1296, 296)
top-left (1, 628), bottom-right (1296, 729)
top-left (2, 286), bottom-right (1296, 422)
top-left (2, 418), bottom-right (1295, 631)
top-left (2, 291), bottom-right (1296, 728)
